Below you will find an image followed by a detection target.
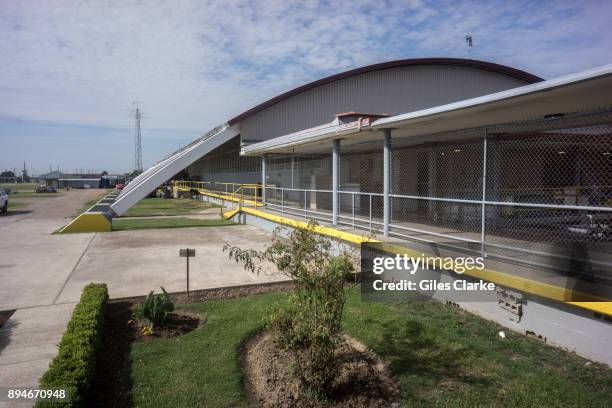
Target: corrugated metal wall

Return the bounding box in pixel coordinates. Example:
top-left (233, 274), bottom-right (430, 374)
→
top-left (240, 65), bottom-right (528, 142)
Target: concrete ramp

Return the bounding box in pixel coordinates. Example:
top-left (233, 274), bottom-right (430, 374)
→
top-left (110, 123), bottom-right (240, 217)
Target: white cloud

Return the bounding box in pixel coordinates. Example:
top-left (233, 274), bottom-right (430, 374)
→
top-left (0, 0), bottom-right (611, 141)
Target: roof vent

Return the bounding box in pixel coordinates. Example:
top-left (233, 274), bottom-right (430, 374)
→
top-left (334, 111), bottom-right (390, 125)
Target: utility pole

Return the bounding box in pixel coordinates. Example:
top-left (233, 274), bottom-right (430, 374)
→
top-left (131, 101), bottom-right (144, 172)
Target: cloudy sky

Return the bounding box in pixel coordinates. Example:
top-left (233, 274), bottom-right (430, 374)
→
top-left (1, 0), bottom-right (611, 175)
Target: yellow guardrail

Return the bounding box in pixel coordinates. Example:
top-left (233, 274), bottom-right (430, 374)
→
top-left (172, 180), bottom-right (263, 208)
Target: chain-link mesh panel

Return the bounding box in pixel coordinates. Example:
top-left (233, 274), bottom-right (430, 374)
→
top-left (483, 204), bottom-right (611, 282)
top-left (268, 154), bottom-right (332, 189)
top-left (340, 147), bottom-right (383, 193)
top-left (485, 204), bottom-right (611, 244)
top-left (295, 154), bottom-right (331, 189)
top-left (389, 197), bottom-right (482, 241)
top-left (265, 153), bottom-right (332, 221)
top-left (391, 136), bottom-right (484, 200)
top-left (265, 156), bottom-right (293, 188)
top-left (487, 123), bottom-right (612, 206)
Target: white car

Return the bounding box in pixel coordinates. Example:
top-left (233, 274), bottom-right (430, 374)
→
top-left (0, 188), bottom-right (8, 214)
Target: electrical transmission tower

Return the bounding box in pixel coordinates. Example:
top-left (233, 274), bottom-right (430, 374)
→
top-left (131, 101), bottom-right (144, 171)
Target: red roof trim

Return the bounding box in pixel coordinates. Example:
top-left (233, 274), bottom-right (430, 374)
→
top-left (228, 58), bottom-right (543, 125)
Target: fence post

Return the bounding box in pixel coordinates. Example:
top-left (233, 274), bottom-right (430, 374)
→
top-left (261, 155), bottom-right (267, 206)
top-left (383, 129), bottom-right (392, 237)
top-left (352, 193), bottom-right (355, 228)
top-left (332, 139), bottom-right (340, 226)
top-left (369, 194), bottom-right (373, 232)
top-left (481, 129), bottom-right (488, 256)
top-left (291, 156), bottom-right (295, 189)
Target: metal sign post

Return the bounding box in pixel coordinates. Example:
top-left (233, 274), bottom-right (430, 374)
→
top-left (179, 248), bottom-right (196, 297)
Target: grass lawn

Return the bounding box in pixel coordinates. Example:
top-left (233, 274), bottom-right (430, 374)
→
top-left (5, 200), bottom-right (32, 210)
top-left (0, 182), bottom-right (39, 192)
top-left (5, 191), bottom-right (63, 210)
top-left (122, 198), bottom-right (216, 217)
top-left (127, 288), bottom-right (612, 407)
top-left (112, 217), bottom-right (234, 231)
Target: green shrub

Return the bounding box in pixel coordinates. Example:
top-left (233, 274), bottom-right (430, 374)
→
top-left (225, 221), bottom-right (355, 396)
top-left (136, 287), bottom-right (174, 328)
top-left (36, 283), bottom-right (108, 407)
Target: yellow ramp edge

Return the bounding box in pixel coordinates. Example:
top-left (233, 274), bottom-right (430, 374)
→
top-left (222, 208), bottom-right (240, 220)
top-left (59, 212), bottom-right (112, 233)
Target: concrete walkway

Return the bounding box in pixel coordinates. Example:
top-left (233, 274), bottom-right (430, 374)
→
top-left (0, 304), bottom-right (75, 407)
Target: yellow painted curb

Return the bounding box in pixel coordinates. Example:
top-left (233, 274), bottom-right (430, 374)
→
top-left (228, 205), bottom-right (612, 316)
top-left (240, 207), bottom-right (378, 244)
top-left (59, 212), bottom-right (112, 233)
top-left (375, 242), bottom-right (607, 304)
top-left (567, 302), bottom-right (612, 315)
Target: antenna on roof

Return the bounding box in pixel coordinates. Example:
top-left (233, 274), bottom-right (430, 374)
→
top-left (465, 35), bottom-right (473, 58)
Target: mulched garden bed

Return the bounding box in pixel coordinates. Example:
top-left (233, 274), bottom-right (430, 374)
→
top-left (131, 310), bottom-right (203, 341)
top-left (109, 280), bottom-right (296, 306)
top-left (242, 331), bottom-right (401, 408)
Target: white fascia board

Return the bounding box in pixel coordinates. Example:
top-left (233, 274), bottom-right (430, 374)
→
top-left (372, 64), bottom-right (612, 129)
top-left (242, 120), bottom-right (373, 155)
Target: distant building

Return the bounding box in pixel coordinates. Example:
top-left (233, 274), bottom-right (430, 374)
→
top-left (99, 174), bottom-right (126, 189)
top-left (37, 171), bottom-right (103, 189)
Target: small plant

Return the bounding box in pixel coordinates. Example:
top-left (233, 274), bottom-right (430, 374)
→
top-left (141, 325), bottom-right (153, 336)
top-left (136, 287), bottom-right (174, 328)
top-left (224, 221), bottom-right (355, 396)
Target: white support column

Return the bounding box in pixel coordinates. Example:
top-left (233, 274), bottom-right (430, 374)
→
top-left (291, 156), bottom-right (295, 189)
top-left (261, 155), bottom-right (267, 206)
top-left (383, 129), bottom-right (392, 237)
top-left (332, 139), bottom-right (340, 225)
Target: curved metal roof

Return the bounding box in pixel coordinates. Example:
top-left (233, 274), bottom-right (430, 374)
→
top-left (228, 58), bottom-right (543, 125)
